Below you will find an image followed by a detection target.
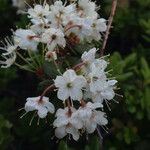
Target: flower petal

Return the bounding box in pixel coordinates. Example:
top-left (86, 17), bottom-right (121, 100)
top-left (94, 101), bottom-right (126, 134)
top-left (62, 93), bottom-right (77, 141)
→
top-left (37, 106), bottom-right (48, 118)
top-left (55, 126), bottom-right (67, 139)
top-left (57, 88), bottom-right (69, 100)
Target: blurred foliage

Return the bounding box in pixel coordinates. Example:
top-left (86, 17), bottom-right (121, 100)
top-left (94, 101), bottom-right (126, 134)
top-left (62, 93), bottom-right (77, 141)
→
top-left (0, 0), bottom-right (150, 150)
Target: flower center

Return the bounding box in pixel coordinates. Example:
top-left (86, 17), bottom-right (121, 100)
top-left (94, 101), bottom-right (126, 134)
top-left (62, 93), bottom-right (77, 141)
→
top-left (92, 76), bottom-right (99, 81)
top-left (67, 82), bottom-right (72, 88)
top-left (51, 34), bottom-right (57, 40)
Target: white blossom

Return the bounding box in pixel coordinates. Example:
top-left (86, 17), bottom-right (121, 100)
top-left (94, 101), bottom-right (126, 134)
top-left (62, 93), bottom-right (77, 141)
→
top-left (77, 0), bottom-right (98, 19)
top-left (81, 48), bottom-right (97, 64)
top-left (88, 62), bottom-right (107, 93)
top-left (84, 110), bottom-right (108, 133)
top-left (41, 28), bottom-right (66, 51)
top-left (28, 4), bottom-right (50, 23)
top-left (54, 107), bottom-right (82, 141)
top-left (74, 101), bottom-right (107, 134)
top-left (25, 96), bottom-right (55, 118)
top-left (92, 80), bottom-right (117, 104)
top-left (54, 69), bottom-right (87, 101)
top-left (14, 29), bottom-right (39, 51)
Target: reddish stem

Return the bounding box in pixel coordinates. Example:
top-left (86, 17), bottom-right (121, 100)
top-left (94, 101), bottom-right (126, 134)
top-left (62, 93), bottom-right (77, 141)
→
top-left (65, 25), bottom-right (82, 32)
top-left (100, 0), bottom-right (118, 56)
top-left (39, 84), bottom-right (55, 102)
top-left (72, 62), bottom-right (86, 71)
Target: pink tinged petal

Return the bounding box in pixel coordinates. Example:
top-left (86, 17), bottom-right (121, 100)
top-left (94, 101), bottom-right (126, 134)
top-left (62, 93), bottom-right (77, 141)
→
top-left (55, 126), bottom-right (67, 139)
top-left (44, 102), bottom-right (55, 114)
top-left (94, 111), bottom-right (108, 125)
top-left (37, 106), bottom-right (48, 118)
top-left (57, 88), bottom-right (70, 100)
top-left (66, 127), bottom-right (80, 141)
top-left (53, 117), bottom-right (69, 127)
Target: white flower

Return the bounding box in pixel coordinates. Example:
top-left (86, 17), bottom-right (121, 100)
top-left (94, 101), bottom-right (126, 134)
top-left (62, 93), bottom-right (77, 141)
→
top-left (25, 96), bottom-right (55, 118)
top-left (74, 101), bottom-right (107, 134)
top-left (0, 52), bottom-right (16, 68)
top-left (74, 102), bottom-right (103, 121)
top-left (84, 110), bottom-right (108, 133)
top-left (45, 51), bottom-right (57, 61)
top-left (81, 48), bottom-right (97, 64)
top-left (28, 4), bottom-right (50, 21)
top-left (90, 19), bottom-right (107, 41)
top-left (54, 69), bottom-right (87, 101)
top-left (41, 28), bottom-right (66, 51)
top-left (54, 107), bottom-right (82, 141)
top-left (92, 80), bottom-right (117, 103)
top-left (30, 23), bottom-right (45, 35)
top-left (88, 62), bottom-right (107, 93)
top-left (94, 19), bottom-right (107, 32)
top-left (77, 0), bottom-right (98, 19)
top-left (14, 29), bottom-right (39, 51)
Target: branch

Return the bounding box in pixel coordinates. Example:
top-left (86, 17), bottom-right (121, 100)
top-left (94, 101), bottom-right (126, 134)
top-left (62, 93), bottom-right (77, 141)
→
top-left (39, 84), bottom-right (55, 101)
top-left (100, 0), bottom-right (118, 56)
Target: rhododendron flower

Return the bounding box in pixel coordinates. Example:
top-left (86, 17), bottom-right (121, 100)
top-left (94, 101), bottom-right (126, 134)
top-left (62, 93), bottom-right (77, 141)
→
top-left (54, 107), bottom-right (82, 141)
top-left (54, 69), bottom-right (87, 101)
top-left (41, 28), bottom-right (66, 51)
top-left (14, 29), bottom-right (39, 51)
top-left (25, 96), bottom-right (55, 118)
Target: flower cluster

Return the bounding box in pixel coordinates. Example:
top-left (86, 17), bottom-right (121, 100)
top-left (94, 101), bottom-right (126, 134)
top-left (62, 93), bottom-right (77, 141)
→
top-left (0, 0), bottom-right (119, 142)
top-left (21, 48), bottom-right (117, 141)
top-left (0, 0), bottom-right (106, 68)
top-left (53, 48), bottom-right (117, 140)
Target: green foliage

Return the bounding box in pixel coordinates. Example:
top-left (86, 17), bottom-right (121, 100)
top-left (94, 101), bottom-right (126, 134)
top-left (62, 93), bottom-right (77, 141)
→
top-left (0, 115), bottom-right (13, 150)
top-left (0, 0), bottom-right (150, 150)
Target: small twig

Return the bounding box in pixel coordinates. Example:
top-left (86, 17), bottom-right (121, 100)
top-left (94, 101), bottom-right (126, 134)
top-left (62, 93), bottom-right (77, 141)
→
top-left (39, 84), bottom-right (55, 102)
top-left (65, 25), bottom-right (82, 33)
top-left (100, 0), bottom-right (118, 56)
top-left (72, 62), bottom-right (86, 71)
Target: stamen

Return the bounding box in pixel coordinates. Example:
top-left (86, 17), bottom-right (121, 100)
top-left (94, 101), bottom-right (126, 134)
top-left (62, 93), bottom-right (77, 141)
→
top-left (18, 107), bottom-right (24, 111)
top-left (20, 112), bottom-right (28, 119)
top-left (115, 93), bottom-right (123, 98)
top-left (112, 99), bottom-right (119, 104)
top-left (101, 125), bottom-right (108, 133)
top-left (29, 112), bottom-right (36, 126)
top-left (105, 100), bottom-right (111, 111)
top-left (37, 117), bottom-right (40, 126)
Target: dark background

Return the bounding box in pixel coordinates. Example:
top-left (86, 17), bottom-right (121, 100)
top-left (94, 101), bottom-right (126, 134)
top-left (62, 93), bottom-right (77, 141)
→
top-left (0, 0), bottom-right (150, 149)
